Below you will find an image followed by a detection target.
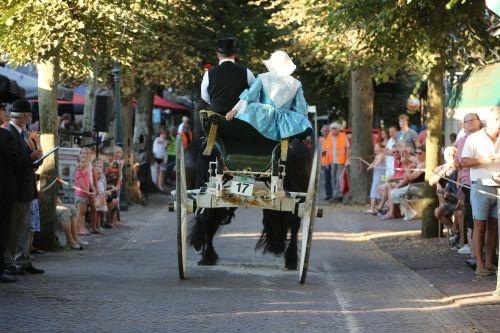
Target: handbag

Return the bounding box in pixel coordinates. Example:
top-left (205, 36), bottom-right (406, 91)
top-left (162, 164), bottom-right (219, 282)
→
top-left (340, 166), bottom-right (349, 195)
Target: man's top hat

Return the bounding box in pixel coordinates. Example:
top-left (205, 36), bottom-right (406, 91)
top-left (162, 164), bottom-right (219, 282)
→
top-left (217, 36), bottom-right (236, 55)
top-left (11, 99), bottom-right (33, 113)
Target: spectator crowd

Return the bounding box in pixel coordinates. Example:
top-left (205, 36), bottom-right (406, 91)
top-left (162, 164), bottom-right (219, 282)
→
top-left (320, 109), bottom-right (499, 277)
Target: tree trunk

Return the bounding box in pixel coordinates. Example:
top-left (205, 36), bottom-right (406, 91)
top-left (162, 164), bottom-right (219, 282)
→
top-left (421, 58), bottom-right (444, 238)
top-left (82, 65), bottom-right (97, 144)
top-left (348, 66), bottom-right (374, 204)
top-left (121, 94), bottom-right (141, 203)
top-left (133, 80), bottom-right (154, 164)
top-left (35, 59), bottom-right (60, 250)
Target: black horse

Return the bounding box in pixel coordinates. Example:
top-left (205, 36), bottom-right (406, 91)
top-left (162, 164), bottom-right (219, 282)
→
top-left (185, 136), bottom-right (312, 269)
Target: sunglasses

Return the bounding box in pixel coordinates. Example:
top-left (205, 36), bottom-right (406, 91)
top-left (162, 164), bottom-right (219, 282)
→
top-left (392, 151), bottom-right (400, 155)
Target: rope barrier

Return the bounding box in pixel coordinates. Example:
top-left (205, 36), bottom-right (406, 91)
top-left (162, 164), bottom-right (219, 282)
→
top-left (348, 156), bottom-right (500, 200)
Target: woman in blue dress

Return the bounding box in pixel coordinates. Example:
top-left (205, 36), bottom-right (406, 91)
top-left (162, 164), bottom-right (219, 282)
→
top-left (225, 51), bottom-right (312, 141)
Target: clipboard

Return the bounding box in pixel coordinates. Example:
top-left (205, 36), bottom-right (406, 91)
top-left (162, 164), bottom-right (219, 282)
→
top-left (33, 146), bottom-right (60, 165)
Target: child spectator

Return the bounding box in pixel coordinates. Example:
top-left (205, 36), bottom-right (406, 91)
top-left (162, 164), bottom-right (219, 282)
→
top-left (74, 157), bottom-right (93, 242)
top-left (104, 148), bottom-right (121, 228)
top-left (365, 143), bottom-right (385, 215)
top-left (93, 167), bottom-right (107, 234)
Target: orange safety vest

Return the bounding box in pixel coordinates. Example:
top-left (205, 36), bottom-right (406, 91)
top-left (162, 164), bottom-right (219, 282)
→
top-left (181, 130), bottom-right (192, 149)
top-left (321, 132), bottom-right (348, 165)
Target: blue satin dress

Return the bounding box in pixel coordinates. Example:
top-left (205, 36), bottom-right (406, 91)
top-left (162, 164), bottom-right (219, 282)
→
top-left (234, 74), bottom-right (312, 141)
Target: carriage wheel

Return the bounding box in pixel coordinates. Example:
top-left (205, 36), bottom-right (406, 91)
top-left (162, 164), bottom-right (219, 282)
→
top-left (299, 141), bottom-right (321, 284)
top-left (176, 136), bottom-right (188, 280)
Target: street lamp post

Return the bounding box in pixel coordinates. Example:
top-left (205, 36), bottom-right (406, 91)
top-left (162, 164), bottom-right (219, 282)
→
top-left (112, 62), bottom-right (128, 211)
top-left (112, 62), bottom-right (122, 146)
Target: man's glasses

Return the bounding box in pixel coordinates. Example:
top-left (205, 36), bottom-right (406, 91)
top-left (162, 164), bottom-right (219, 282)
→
top-left (392, 151), bottom-right (400, 155)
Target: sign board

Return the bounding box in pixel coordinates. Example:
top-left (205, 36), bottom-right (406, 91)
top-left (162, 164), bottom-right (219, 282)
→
top-left (58, 147), bottom-right (80, 205)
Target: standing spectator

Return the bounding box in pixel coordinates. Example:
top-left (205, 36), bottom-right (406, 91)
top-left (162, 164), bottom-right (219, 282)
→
top-left (461, 109), bottom-right (499, 276)
top-left (379, 129), bottom-right (388, 147)
top-left (177, 116), bottom-right (190, 134)
top-left (396, 114), bottom-right (419, 153)
top-left (180, 121), bottom-right (193, 149)
top-left (455, 113), bottom-right (482, 263)
top-left (59, 113), bottom-right (72, 130)
top-left (384, 126), bottom-right (398, 178)
top-left (166, 126), bottom-right (177, 183)
top-left (74, 157), bottom-right (93, 241)
top-left (319, 124), bottom-right (332, 200)
top-left (322, 122), bottom-right (350, 202)
top-left (152, 127), bottom-right (168, 190)
top-left (4, 100), bottom-right (44, 275)
top-left (104, 148), bottom-right (121, 228)
top-left (80, 147), bottom-right (97, 234)
top-left (93, 167), bottom-right (107, 233)
top-left (365, 143), bottom-right (385, 214)
top-left (0, 126), bottom-right (21, 282)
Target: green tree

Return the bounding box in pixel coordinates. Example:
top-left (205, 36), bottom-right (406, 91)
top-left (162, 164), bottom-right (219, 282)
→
top-left (270, 0), bottom-right (497, 235)
top-left (0, 0), bottom-right (164, 249)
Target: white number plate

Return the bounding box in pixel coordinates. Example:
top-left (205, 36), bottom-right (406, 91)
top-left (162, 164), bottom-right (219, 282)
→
top-left (230, 176), bottom-right (255, 196)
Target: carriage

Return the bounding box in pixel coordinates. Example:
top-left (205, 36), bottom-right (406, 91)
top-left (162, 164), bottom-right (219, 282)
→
top-left (169, 110), bottom-right (322, 284)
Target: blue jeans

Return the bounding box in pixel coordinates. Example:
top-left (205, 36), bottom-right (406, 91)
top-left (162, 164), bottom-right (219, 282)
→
top-left (322, 165), bottom-right (332, 199)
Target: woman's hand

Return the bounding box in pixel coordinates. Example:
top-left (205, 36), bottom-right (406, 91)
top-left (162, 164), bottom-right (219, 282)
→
top-left (226, 109), bottom-right (237, 121)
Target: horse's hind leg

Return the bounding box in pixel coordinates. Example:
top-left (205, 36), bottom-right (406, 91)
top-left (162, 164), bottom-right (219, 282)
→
top-left (285, 213), bottom-right (300, 270)
top-left (198, 215), bottom-right (220, 266)
top-left (196, 208), bottom-right (235, 266)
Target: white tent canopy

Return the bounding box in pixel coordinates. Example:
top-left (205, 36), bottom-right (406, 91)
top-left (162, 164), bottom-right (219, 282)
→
top-left (0, 66), bottom-right (73, 101)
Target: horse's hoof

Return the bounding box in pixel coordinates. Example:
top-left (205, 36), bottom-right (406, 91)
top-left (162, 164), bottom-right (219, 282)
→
top-left (198, 258), bottom-right (218, 266)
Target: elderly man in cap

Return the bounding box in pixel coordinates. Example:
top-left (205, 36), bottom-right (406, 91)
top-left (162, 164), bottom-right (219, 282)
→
top-left (200, 36), bottom-right (255, 116)
top-left (322, 122), bottom-right (350, 202)
top-left (4, 99), bottom-right (44, 275)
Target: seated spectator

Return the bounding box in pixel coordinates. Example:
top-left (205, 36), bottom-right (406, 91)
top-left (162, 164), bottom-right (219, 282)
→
top-left (432, 147), bottom-right (460, 239)
top-left (381, 147), bottom-right (426, 220)
top-left (376, 146), bottom-right (405, 214)
top-left (365, 143), bottom-right (385, 215)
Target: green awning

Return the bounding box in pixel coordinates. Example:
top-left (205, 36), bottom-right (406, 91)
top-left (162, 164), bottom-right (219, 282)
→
top-left (447, 62), bottom-right (500, 120)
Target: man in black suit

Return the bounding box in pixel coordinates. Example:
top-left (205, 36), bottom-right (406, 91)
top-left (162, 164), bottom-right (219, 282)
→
top-left (4, 99), bottom-right (44, 275)
top-left (200, 36), bottom-right (255, 116)
top-left (0, 126), bottom-right (20, 282)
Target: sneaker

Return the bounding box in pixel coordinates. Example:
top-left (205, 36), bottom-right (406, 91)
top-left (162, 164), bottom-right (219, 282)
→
top-left (458, 244), bottom-right (471, 255)
top-left (465, 258), bottom-right (477, 270)
top-left (77, 240), bottom-right (89, 246)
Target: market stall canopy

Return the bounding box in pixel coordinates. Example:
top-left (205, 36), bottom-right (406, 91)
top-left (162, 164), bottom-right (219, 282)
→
top-left (0, 66), bottom-right (73, 101)
top-left (447, 62), bottom-right (500, 120)
top-left (153, 95), bottom-right (189, 112)
top-left (29, 93), bottom-right (85, 116)
top-left (0, 74), bottom-right (25, 102)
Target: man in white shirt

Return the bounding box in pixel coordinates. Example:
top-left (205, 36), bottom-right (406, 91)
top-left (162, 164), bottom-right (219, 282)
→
top-left (200, 36), bottom-right (255, 116)
top-left (461, 109), bottom-right (500, 276)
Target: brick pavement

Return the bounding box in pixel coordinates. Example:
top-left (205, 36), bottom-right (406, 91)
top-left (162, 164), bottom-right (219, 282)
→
top-left (0, 195), bottom-right (498, 332)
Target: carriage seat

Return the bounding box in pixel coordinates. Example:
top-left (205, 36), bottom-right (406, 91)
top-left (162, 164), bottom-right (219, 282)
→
top-left (200, 110), bottom-right (280, 172)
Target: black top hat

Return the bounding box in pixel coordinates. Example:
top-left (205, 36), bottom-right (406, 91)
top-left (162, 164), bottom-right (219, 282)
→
top-left (11, 99), bottom-right (33, 113)
top-left (217, 36), bottom-right (236, 55)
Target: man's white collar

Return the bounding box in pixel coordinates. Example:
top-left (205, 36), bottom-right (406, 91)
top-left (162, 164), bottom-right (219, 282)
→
top-left (219, 58), bottom-right (235, 65)
top-left (9, 120), bottom-right (23, 134)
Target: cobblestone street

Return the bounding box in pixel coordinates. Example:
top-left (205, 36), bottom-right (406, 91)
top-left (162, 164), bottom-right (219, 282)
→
top-left (1, 195), bottom-right (499, 333)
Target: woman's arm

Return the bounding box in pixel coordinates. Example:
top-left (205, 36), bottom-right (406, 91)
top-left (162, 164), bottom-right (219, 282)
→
top-left (291, 86), bottom-right (307, 115)
top-left (226, 77), bottom-right (264, 120)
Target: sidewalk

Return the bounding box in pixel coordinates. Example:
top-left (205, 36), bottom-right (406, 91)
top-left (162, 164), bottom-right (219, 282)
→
top-left (319, 201), bottom-right (500, 331)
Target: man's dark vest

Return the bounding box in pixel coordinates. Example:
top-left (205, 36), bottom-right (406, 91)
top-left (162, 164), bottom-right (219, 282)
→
top-left (207, 61), bottom-right (249, 115)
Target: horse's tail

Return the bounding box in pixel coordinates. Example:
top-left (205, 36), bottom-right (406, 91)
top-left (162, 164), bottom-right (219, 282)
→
top-left (255, 138), bottom-right (312, 256)
top-left (255, 209), bottom-right (289, 255)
